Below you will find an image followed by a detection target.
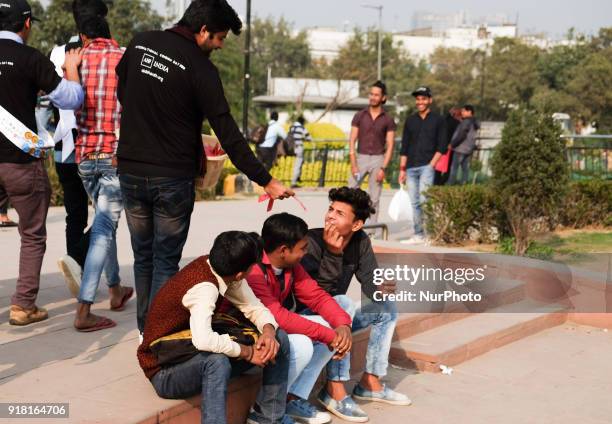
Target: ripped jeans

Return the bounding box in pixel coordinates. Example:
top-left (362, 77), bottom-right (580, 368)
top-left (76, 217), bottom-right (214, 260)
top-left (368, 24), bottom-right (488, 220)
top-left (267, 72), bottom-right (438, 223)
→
top-left (119, 174), bottom-right (195, 332)
top-left (78, 159), bottom-right (123, 304)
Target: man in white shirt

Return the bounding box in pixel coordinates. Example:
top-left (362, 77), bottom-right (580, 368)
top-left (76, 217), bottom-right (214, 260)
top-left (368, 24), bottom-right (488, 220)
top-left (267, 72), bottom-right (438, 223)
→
top-left (257, 111), bottom-right (287, 171)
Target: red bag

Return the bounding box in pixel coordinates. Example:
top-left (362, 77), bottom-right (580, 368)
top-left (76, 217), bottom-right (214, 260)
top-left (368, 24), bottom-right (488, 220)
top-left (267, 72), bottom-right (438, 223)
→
top-left (435, 148), bottom-right (451, 173)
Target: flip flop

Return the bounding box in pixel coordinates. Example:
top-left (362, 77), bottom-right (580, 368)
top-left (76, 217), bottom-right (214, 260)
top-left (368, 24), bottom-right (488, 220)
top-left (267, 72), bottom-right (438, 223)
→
top-left (110, 286), bottom-right (134, 311)
top-left (75, 317), bottom-right (116, 333)
top-left (0, 221), bottom-right (18, 228)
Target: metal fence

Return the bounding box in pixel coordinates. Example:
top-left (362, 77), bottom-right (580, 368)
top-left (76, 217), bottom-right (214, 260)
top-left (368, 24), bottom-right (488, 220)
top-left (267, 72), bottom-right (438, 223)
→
top-left (231, 136), bottom-right (611, 188)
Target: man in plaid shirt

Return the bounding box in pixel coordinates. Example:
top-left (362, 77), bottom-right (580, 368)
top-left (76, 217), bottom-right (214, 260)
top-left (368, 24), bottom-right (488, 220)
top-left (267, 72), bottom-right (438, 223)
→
top-left (73, 15), bottom-right (133, 333)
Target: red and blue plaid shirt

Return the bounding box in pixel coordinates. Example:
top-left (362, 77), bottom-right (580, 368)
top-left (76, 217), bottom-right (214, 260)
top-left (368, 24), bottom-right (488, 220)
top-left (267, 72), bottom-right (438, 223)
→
top-left (75, 38), bottom-right (124, 163)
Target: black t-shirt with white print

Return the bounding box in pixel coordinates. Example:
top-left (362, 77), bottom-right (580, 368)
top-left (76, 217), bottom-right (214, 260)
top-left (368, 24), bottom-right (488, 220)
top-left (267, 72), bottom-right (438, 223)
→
top-left (116, 29), bottom-right (271, 185)
top-left (0, 39), bottom-right (61, 163)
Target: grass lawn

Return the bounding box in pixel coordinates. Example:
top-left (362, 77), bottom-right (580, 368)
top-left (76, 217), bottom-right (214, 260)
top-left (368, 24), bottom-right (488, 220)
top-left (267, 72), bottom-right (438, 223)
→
top-left (465, 229), bottom-right (611, 273)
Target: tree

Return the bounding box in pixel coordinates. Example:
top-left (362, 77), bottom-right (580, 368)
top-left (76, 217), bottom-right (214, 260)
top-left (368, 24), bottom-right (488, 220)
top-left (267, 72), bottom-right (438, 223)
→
top-left (484, 38), bottom-right (542, 120)
top-left (490, 107), bottom-right (569, 255)
top-left (249, 17), bottom-right (312, 95)
top-left (106, 0), bottom-right (164, 48)
top-left (325, 29), bottom-right (425, 99)
top-left (566, 48), bottom-right (612, 131)
top-left (28, 0), bottom-right (163, 53)
top-left (423, 47), bottom-right (479, 114)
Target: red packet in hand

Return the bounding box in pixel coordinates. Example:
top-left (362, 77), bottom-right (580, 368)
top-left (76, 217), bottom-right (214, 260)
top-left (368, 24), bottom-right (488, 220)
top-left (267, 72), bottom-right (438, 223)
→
top-left (258, 194), bottom-right (307, 212)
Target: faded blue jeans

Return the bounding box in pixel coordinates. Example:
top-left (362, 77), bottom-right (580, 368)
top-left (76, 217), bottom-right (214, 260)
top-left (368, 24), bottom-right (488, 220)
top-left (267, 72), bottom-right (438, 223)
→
top-left (407, 164), bottom-right (435, 236)
top-left (151, 329), bottom-right (290, 424)
top-left (288, 295), bottom-right (356, 399)
top-left (326, 297), bottom-right (398, 381)
top-left (119, 174), bottom-right (195, 332)
top-left (77, 159), bottom-right (123, 304)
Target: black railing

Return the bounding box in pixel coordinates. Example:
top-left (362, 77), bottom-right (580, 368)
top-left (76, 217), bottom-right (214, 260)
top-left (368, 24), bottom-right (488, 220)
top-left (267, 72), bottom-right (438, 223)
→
top-left (228, 137), bottom-right (611, 188)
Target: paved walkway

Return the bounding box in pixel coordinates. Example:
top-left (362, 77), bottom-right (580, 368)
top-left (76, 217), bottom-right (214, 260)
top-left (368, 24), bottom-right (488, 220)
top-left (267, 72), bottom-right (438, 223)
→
top-left (1, 191), bottom-right (612, 423)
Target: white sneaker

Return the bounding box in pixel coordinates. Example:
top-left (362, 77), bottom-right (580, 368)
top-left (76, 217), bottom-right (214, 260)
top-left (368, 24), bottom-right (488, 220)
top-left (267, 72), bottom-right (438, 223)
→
top-left (58, 255), bottom-right (82, 298)
top-left (400, 235), bottom-right (427, 245)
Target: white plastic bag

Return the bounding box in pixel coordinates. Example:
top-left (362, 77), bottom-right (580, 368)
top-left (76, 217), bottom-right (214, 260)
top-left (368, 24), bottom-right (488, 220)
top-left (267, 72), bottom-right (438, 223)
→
top-left (388, 186), bottom-right (413, 222)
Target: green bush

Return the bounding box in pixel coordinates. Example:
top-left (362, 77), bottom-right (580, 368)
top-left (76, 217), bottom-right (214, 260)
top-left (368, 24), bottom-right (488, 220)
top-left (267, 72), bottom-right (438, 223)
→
top-left (560, 180), bottom-right (612, 228)
top-left (490, 107), bottom-right (570, 255)
top-left (423, 185), bottom-right (504, 244)
top-left (424, 180), bottom-right (611, 245)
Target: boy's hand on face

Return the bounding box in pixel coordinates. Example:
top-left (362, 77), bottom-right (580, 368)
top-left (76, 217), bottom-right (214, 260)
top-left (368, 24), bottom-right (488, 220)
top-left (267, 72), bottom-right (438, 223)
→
top-left (255, 324), bottom-right (279, 364)
top-left (324, 222), bottom-right (345, 255)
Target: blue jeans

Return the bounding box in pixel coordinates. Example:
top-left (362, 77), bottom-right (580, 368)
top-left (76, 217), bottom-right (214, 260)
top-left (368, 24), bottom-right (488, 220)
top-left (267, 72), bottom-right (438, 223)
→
top-left (77, 159), bottom-right (123, 304)
top-left (407, 164), bottom-right (435, 236)
top-left (151, 330), bottom-right (290, 424)
top-left (327, 298), bottom-right (398, 381)
top-left (119, 174), bottom-right (195, 332)
top-left (289, 295), bottom-right (356, 399)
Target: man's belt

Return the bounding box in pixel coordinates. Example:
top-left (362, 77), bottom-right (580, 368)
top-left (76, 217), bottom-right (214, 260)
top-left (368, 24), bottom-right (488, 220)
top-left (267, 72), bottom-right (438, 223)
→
top-left (83, 152), bottom-right (113, 160)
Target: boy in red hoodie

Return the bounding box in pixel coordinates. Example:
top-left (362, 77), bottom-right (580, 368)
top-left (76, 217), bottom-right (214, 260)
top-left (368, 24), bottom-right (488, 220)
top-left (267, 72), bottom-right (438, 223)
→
top-left (247, 213), bottom-right (360, 424)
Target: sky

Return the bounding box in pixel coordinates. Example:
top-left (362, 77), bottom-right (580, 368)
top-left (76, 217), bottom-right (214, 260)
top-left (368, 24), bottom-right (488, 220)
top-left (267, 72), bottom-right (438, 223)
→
top-left (153, 0), bottom-right (612, 39)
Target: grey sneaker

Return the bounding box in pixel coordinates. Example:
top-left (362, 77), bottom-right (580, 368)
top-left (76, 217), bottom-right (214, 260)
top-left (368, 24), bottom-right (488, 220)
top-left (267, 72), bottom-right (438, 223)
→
top-left (352, 383), bottom-right (412, 406)
top-left (286, 398), bottom-right (331, 424)
top-left (317, 389), bottom-right (368, 423)
top-left (58, 255), bottom-right (82, 298)
top-left (246, 408), bottom-right (295, 424)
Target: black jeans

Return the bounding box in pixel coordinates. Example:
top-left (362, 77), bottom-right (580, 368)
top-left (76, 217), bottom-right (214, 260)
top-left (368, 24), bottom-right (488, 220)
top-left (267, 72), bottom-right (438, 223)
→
top-left (151, 330), bottom-right (290, 424)
top-left (56, 161), bottom-right (90, 268)
top-left (448, 152), bottom-right (471, 185)
top-left (119, 174), bottom-right (195, 332)
top-left (256, 146), bottom-right (277, 171)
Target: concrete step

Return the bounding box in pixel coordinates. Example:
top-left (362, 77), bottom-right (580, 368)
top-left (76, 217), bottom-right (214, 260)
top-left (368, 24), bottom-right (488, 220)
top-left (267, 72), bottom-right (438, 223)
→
top-left (389, 300), bottom-right (568, 373)
top-left (393, 278), bottom-right (526, 341)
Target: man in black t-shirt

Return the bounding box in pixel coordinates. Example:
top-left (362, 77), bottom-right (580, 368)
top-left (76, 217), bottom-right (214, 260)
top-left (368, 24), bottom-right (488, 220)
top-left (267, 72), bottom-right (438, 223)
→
top-left (0, 0), bottom-right (84, 326)
top-left (115, 0), bottom-right (293, 335)
top-left (398, 87), bottom-right (447, 244)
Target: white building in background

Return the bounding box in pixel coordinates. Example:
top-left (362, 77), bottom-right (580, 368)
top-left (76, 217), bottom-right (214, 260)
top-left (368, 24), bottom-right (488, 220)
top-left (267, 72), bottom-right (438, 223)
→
top-left (307, 23), bottom-right (520, 62)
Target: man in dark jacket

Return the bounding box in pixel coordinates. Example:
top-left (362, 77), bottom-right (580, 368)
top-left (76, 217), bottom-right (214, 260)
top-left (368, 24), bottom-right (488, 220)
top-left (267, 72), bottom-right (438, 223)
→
top-left (449, 105), bottom-right (480, 185)
top-left (301, 187), bottom-right (412, 422)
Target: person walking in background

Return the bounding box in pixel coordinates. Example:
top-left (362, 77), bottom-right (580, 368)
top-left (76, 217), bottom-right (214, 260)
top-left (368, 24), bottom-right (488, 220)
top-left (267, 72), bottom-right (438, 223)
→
top-left (72, 15), bottom-right (133, 332)
top-left (0, 0), bottom-right (84, 326)
top-left (348, 80), bottom-right (396, 225)
top-left (258, 110), bottom-right (287, 171)
top-left (55, 0), bottom-right (110, 297)
top-left (448, 105), bottom-right (480, 185)
top-left (289, 115), bottom-right (311, 188)
top-left (0, 185), bottom-right (18, 227)
top-left (398, 87), bottom-right (447, 244)
top-left (434, 107), bottom-right (462, 186)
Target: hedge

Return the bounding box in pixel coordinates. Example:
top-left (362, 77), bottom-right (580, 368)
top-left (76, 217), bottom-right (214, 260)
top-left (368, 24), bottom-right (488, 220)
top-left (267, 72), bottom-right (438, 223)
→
top-left (423, 180), bottom-right (611, 245)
